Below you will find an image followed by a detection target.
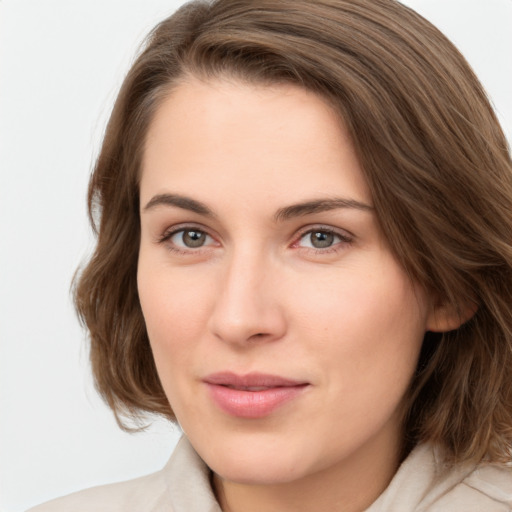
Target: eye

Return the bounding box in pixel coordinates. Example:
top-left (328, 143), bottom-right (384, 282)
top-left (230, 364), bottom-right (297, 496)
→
top-left (168, 228), bottom-right (215, 249)
top-left (297, 228), bottom-right (351, 250)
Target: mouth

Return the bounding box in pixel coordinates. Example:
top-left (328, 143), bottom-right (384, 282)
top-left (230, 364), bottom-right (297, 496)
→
top-left (203, 372), bottom-right (310, 418)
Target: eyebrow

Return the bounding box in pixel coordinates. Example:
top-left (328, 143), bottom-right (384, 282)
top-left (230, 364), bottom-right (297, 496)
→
top-left (142, 193), bottom-right (373, 220)
top-left (274, 197), bottom-right (373, 222)
top-left (143, 193), bottom-right (214, 217)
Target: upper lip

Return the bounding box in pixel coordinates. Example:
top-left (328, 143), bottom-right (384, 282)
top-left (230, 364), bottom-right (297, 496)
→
top-left (203, 372), bottom-right (309, 389)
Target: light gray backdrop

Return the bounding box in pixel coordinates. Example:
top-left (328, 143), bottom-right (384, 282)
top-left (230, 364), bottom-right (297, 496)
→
top-left (1, 1), bottom-right (511, 510)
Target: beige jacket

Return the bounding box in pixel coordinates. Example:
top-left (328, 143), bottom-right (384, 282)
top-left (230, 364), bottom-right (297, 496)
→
top-left (28, 436), bottom-right (512, 512)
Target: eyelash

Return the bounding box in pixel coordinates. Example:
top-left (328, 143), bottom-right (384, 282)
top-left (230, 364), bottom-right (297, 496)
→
top-left (156, 225), bottom-right (353, 255)
top-left (157, 224), bottom-right (217, 255)
top-left (293, 226), bottom-right (353, 254)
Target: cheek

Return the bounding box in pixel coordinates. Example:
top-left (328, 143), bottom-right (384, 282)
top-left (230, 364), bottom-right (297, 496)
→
top-left (290, 258), bottom-right (427, 387)
top-left (295, 265), bottom-right (423, 333)
top-left (291, 268), bottom-right (427, 448)
top-left (137, 264), bottom-right (213, 427)
top-left (137, 256), bottom-right (213, 374)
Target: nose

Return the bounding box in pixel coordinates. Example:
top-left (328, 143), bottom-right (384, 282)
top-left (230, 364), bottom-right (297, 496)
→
top-left (207, 250), bottom-right (287, 346)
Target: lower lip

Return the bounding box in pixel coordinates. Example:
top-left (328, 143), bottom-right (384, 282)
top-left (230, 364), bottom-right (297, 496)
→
top-left (205, 383), bottom-right (308, 418)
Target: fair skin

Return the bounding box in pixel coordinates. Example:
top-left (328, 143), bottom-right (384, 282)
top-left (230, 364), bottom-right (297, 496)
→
top-left (138, 76), bottom-right (447, 512)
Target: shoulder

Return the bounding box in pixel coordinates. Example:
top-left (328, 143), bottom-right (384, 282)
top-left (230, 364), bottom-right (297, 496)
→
top-left (26, 466), bottom-right (171, 512)
top-left (26, 436), bottom-right (219, 512)
top-left (430, 462), bottom-right (512, 512)
top-left (419, 447), bottom-right (512, 512)
top-left (367, 443), bottom-right (512, 512)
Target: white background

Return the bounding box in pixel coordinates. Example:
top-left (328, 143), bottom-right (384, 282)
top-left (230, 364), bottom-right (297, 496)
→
top-left (1, 1), bottom-right (511, 511)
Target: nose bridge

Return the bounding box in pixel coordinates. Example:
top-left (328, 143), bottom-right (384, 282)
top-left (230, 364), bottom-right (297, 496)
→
top-left (208, 244), bottom-right (285, 345)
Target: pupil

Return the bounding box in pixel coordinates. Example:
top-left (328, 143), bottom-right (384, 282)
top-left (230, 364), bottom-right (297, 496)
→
top-left (311, 231), bottom-right (333, 248)
top-left (183, 230), bottom-right (206, 248)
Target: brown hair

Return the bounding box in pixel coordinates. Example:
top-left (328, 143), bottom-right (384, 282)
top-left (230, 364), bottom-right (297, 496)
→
top-left (75, 0), bottom-right (512, 465)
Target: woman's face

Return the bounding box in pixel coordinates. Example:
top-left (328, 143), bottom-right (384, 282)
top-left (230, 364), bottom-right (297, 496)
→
top-left (138, 77), bottom-right (435, 488)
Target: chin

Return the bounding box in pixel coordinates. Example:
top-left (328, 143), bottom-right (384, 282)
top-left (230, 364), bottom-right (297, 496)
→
top-left (197, 431), bottom-right (315, 485)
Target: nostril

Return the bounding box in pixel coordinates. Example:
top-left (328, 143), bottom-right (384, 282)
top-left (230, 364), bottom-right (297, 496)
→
top-left (244, 332), bottom-right (271, 344)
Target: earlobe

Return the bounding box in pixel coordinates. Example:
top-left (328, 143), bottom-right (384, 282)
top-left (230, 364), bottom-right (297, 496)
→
top-left (426, 299), bottom-right (478, 333)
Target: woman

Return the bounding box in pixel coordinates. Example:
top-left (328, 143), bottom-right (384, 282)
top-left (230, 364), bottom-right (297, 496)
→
top-left (30, 0), bottom-right (512, 510)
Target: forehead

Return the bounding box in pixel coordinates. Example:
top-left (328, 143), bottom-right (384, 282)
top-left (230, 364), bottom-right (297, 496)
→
top-left (141, 77), bottom-right (371, 209)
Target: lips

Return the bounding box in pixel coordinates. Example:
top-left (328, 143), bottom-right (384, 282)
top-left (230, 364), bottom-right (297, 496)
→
top-left (203, 372), bottom-right (309, 418)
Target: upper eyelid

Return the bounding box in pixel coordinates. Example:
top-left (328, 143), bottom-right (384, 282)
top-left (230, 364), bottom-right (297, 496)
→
top-left (161, 222), bottom-right (212, 236)
top-left (157, 223), bottom-right (217, 244)
top-left (294, 224), bottom-right (354, 240)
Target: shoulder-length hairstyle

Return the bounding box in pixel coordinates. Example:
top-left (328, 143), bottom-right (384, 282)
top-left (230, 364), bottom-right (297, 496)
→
top-left (75, 0), bottom-right (512, 465)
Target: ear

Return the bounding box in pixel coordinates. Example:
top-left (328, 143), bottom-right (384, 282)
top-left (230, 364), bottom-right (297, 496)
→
top-left (426, 298), bottom-right (478, 333)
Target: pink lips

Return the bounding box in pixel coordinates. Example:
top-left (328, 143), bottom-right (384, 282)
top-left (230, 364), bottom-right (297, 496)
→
top-left (203, 372), bottom-right (309, 418)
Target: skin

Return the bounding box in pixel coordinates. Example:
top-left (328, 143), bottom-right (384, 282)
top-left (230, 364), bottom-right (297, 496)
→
top-left (138, 76), bottom-right (444, 512)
